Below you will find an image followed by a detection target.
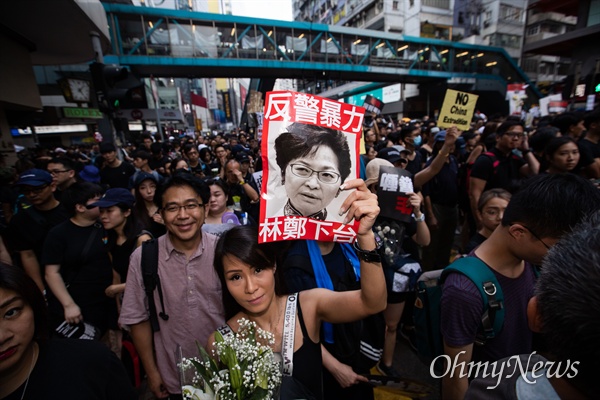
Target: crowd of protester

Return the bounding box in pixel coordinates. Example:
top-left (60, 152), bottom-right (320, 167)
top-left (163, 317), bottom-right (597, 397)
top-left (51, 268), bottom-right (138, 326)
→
top-left (0, 106), bottom-right (599, 400)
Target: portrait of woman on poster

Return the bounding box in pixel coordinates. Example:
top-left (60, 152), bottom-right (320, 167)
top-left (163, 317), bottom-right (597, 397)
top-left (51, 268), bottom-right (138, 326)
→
top-left (272, 122), bottom-right (353, 222)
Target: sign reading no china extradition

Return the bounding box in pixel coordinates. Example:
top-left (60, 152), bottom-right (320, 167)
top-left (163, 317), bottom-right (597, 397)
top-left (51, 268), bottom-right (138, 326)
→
top-left (437, 89), bottom-right (478, 131)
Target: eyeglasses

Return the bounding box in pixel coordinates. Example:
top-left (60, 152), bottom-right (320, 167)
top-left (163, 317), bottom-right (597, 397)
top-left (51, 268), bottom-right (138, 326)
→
top-left (21, 185), bottom-right (49, 195)
top-left (520, 224), bottom-right (551, 250)
top-left (504, 131), bottom-right (525, 139)
top-left (48, 169), bottom-right (71, 175)
top-left (162, 202), bottom-right (204, 214)
top-left (289, 164), bottom-right (341, 184)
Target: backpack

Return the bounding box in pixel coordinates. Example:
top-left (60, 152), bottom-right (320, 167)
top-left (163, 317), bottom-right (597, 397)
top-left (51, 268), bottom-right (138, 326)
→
top-left (413, 257), bottom-right (506, 369)
top-left (141, 239), bottom-right (169, 332)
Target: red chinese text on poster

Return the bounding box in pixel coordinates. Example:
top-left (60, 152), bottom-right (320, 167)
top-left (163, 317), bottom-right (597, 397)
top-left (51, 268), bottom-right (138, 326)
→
top-left (259, 91), bottom-right (365, 243)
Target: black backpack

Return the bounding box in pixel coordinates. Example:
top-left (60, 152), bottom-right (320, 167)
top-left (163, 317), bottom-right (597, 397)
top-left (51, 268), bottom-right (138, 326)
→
top-left (141, 239), bottom-right (169, 332)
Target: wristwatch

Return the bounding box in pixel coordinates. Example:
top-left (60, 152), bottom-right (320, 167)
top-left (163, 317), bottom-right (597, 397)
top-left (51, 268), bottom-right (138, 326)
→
top-left (239, 180), bottom-right (246, 185)
top-left (413, 213), bottom-right (425, 222)
top-left (353, 236), bottom-right (382, 263)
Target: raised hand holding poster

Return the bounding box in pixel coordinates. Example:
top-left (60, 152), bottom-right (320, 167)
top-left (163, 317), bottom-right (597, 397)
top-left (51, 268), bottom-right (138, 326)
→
top-left (437, 89), bottom-right (478, 131)
top-left (259, 91), bottom-right (364, 243)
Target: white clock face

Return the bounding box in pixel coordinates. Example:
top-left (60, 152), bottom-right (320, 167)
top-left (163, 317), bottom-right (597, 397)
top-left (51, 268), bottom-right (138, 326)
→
top-left (68, 79), bottom-right (91, 102)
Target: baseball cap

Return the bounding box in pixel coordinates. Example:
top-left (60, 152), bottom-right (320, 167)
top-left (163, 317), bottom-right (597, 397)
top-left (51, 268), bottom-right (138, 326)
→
top-left (133, 171), bottom-right (159, 188)
top-left (392, 145), bottom-right (409, 154)
top-left (364, 159), bottom-right (394, 188)
top-left (377, 147), bottom-right (404, 164)
top-left (79, 165), bottom-right (101, 183)
top-left (434, 130), bottom-right (447, 142)
top-left (236, 152), bottom-right (251, 164)
top-left (16, 169), bottom-right (53, 187)
top-left (87, 188), bottom-right (135, 209)
top-left (231, 144), bottom-right (247, 156)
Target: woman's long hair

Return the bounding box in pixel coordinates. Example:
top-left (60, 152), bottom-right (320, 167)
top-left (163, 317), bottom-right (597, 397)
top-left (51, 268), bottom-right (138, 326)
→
top-left (105, 204), bottom-right (145, 253)
top-left (0, 263), bottom-right (49, 343)
top-left (214, 226), bottom-right (283, 320)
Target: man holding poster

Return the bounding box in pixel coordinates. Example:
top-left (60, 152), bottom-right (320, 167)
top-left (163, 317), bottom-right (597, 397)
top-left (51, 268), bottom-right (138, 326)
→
top-left (260, 91), bottom-right (364, 243)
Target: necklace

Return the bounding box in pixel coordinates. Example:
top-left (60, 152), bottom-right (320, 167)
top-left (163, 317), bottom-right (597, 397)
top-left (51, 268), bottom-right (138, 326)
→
top-left (20, 344), bottom-right (37, 400)
top-left (268, 298), bottom-right (284, 350)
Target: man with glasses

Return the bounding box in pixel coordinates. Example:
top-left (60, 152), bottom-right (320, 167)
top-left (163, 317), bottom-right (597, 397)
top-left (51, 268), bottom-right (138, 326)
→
top-left (469, 119), bottom-right (540, 228)
top-left (7, 169), bottom-right (69, 292)
top-left (440, 173), bottom-right (600, 400)
top-left (183, 143), bottom-right (204, 177)
top-left (47, 157), bottom-right (77, 202)
top-left (119, 173), bottom-right (225, 400)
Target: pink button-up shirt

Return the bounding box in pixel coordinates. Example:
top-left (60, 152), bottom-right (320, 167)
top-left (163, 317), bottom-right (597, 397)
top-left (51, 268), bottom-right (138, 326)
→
top-left (119, 231), bottom-right (225, 394)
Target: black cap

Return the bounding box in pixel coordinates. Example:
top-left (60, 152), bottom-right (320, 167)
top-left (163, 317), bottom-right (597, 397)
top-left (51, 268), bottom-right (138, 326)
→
top-left (87, 188), bottom-right (135, 209)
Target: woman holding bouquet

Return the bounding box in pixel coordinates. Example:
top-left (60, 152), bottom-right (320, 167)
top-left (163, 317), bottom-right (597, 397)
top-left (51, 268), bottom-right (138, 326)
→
top-left (210, 178), bottom-right (386, 399)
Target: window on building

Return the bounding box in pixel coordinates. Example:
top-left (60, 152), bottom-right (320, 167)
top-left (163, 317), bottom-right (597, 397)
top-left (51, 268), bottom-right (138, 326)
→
top-left (410, 0), bottom-right (414, 7)
top-left (393, 1), bottom-right (399, 10)
top-left (500, 5), bottom-right (522, 21)
top-left (546, 24), bottom-right (562, 34)
top-left (522, 58), bottom-right (538, 73)
top-left (423, 0), bottom-right (450, 9)
top-left (490, 33), bottom-right (521, 48)
top-left (527, 26), bottom-right (540, 36)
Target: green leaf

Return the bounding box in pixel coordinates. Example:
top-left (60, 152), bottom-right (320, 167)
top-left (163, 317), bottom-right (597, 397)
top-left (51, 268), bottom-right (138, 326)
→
top-left (245, 387), bottom-right (269, 400)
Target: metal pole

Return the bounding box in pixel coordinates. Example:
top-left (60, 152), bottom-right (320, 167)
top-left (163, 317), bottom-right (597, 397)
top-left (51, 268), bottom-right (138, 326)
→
top-left (90, 31), bottom-right (120, 156)
top-left (90, 31), bottom-right (104, 63)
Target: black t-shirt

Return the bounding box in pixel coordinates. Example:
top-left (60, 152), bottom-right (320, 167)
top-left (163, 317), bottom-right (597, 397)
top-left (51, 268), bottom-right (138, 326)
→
top-left (148, 155), bottom-right (172, 174)
top-left (100, 161), bottom-right (135, 189)
top-left (422, 156), bottom-right (459, 206)
top-left (110, 238), bottom-right (137, 282)
top-left (469, 147), bottom-right (526, 193)
top-left (405, 151), bottom-right (423, 176)
top-left (7, 204), bottom-right (70, 259)
top-left (4, 339), bottom-right (136, 400)
top-left (41, 221), bottom-right (113, 332)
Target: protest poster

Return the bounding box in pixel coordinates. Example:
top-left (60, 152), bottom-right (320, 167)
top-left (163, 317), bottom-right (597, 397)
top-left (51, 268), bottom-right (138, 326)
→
top-left (259, 91), bottom-right (364, 243)
top-left (363, 95), bottom-right (385, 116)
top-left (377, 166), bottom-right (414, 224)
top-left (437, 89), bottom-right (478, 131)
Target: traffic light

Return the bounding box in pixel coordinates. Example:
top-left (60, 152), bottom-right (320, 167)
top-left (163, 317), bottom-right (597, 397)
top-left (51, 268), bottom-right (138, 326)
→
top-left (90, 62), bottom-right (142, 112)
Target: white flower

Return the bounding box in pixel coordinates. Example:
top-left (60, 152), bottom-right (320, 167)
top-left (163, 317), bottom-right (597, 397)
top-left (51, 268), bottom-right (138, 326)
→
top-left (182, 385), bottom-right (215, 400)
top-left (182, 318), bottom-right (282, 400)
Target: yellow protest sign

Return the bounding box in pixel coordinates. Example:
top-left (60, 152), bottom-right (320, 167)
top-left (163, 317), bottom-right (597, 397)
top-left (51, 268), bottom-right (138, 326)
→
top-left (437, 89), bottom-right (478, 131)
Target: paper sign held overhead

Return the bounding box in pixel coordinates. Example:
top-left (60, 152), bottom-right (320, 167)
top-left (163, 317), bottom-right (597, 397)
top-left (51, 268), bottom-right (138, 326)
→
top-left (437, 89), bottom-right (479, 131)
top-left (259, 91), bottom-right (363, 244)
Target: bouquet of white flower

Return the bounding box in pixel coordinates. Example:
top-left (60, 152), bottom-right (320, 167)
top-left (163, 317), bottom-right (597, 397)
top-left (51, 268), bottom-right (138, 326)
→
top-left (181, 318), bottom-right (282, 400)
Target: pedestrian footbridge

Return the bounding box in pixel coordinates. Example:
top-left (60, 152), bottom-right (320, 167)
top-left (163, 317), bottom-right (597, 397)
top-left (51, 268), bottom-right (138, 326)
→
top-left (102, 3), bottom-right (540, 100)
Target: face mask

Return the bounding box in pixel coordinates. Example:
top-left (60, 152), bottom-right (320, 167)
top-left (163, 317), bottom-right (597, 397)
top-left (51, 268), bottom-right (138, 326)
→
top-left (413, 135), bottom-right (422, 147)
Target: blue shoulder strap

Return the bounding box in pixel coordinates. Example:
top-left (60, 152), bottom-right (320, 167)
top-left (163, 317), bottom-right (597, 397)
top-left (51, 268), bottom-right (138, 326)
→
top-left (441, 257), bottom-right (504, 342)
